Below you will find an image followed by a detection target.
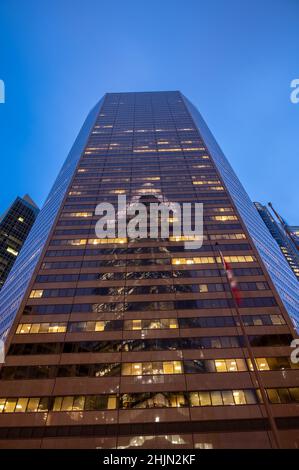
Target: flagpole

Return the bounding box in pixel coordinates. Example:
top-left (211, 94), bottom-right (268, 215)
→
top-left (211, 240), bottom-right (281, 449)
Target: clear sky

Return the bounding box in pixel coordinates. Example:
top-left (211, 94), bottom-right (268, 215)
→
top-left (0, 0), bottom-right (298, 222)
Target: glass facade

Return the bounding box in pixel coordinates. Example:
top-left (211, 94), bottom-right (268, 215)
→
top-left (183, 95), bottom-right (299, 330)
top-left (254, 202), bottom-right (299, 283)
top-left (0, 99), bottom-right (103, 339)
top-left (0, 91), bottom-right (298, 449)
top-left (0, 195), bottom-right (39, 291)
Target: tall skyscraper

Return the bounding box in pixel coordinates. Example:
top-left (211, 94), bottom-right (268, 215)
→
top-left (0, 92), bottom-right (298, 449)
top-left (288, 226), bottom-right (299, 246)
top-left (254, 202), bottom-right (299, 282)
top-left (0, 195), bottom-right (39, 290)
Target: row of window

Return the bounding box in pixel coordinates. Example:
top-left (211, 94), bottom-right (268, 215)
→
top-left (35, 270), bottom-right (264, 284)
top-left (68, 185), bottom-right (223, 193)
top-left (16, 313), bottom-right (285, 335)
top-left (78, 155), bottom-right (212, 161)
top-left (48, 240), bottom-right (249, 253)
top-left (172, 256), bottom-right (256, 265)
top-left (47, 240), bottom-right (250, 252)
top-left (1, 387), bottom-right (299, 413)
top-left (43, 253), bottom-right (255, 266)
top-left (29, 282), bottom-right (269, 299)
top-left (55, 219), bottom-right (243, 232)
top-left (39, 266), bottom-right (264, 280)
top-left (8, 334), bottom-right (292, 356)
top-left (53, 230), bottom-right (245, 241)
top-left (25, 297), bottom-right (278, 314)
top-left (1, 357), bottom-right (297, 381)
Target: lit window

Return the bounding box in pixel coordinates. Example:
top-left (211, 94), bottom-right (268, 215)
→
top-left (172, 257), bottom-right (215, 265)
top-left (199, 391), bottom-right (212, 406)
top-left (233, 390), bottom-right (246, 405)
top-left (29, 290), bottom-right (43, 299)
top-left (73, 396), bottom-right (85, 411)
top-left (4, 399), bottom-right (17, 413)
top-left (30, 324), bottom-right (40, 334)
top-left (213, 215), bottom-right (238, 221)
top-left (18, 217), bottom-right (24, 222)
top-left (169, 319), bottom-right (178, 329)
top-left (163, 361), bottom-right (182, 374)
top-left (193, 180), bottom-right (220, 185)
top-left (270, 314), bottom-right (285, 325)
top-left (131, 319), bottom-right (142, 330)
top-left (111, 189), bottom-right (126, 194)
top-left (27, 398), bottom-right (40, 412)
top-left (227, 360), bottom-right (238, 372)
top-left (256, 358), bottom-right (270, 371)
top-left (15, 398), bottom-right (29, 413)
top-left (95, 321), bottom-right (105, 331)
top-left (60, 396), bottom-right (74, 411)
top-left (216, 255), bottom-right (255, 263)
top-left (88, 238), bottom-right (127, 245)
top-left (16, 324), bottom-right (31, 334)
top-left (169, 235), bottom-right (201, 242)
top-left (215, 360), bottom-right (227, 373)
top-left (6, 247), bottom-right (18, 256)
top-left (63, 212), bottom-right (92, 218)
top-left (107, 396), bottom-right (117, 410)
top-left (211, 391), bottom-right (223, 406)
top-left (48, 324), bottom-right (67, 333)
top-left (68, 239), bottom-right (87, 246)
top-left (199, 284), bottom-right (208, 293)
top-left (0, 399), bottom-right (6, 412)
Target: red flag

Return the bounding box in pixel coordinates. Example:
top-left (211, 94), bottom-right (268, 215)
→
top-left (219, 251), bottom-right (242, 307)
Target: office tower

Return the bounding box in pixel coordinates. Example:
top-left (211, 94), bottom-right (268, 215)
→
top-left (288, 226), bottom-right (299, 246)
top-left (254, 202), bottom-right (299, 282)
top-left (0, 91), bottom-right (298, 449)
top-left (0, 195), bottom-right (39, 290)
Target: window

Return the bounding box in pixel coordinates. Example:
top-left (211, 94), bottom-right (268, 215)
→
top-left (215, 360), bottom-right (227, 373)
top-left (172, 257), bottom-right (214, 265)
top-left (255, 358), bottom-right (270, 371)
top-left (210, 233), bottom-right (246, 240)
top-left (171, 255), bottom-right (256, 266)
top-left (222, 390), bottom-right (235, 405)
top-left (211, 391), bottom-right (223, 406)
top-left (124, 318), bottom-right (178, 330)
top-left (4, 398), bottom-right (17, 413)
top-left (67, 239), bottom-right (87, 246)
top-left (189, 389), bottom-right (257, 407)
top-left (27, 398), bottom-right (41, 412)
top-left (16, 323), bottom-right (67, 334)
top-left (6, 247), bottom-right (18, 256)
top-left (121, 361), bottom-right (183, 376)
top-left (61, 212), bottom-right (92, 218)
top-left (232, 390), bottom-right (246, 405)
top-left (29, 290), bottom-right (43, 299)
top-left (270, 314), bottom-right (285, 325)
top-left (88, 238), bottom-right (127, 245)
top-left (212, 215), bottom-right (238, 221)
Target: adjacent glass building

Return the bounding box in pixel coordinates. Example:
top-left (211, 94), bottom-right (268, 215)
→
top-left (0, 91), bottom-right (298, 449)
top-left (254, 202), bottom-right (299, 282)
top-left (0, 195), bottom-right (39, 291)
top-left (289, 226), bottom-right (299, 246)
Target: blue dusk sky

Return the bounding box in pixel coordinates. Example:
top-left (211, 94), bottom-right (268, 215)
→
top-left (0, 0), bottom-right (298, 222)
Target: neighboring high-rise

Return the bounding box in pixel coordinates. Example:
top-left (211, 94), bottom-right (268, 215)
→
top-left (288, 226), bottom-right (299, 246)
top-left (0, 195), bottom-right (39, 290)
top-left (254, 202), bottom-right (299, 282)
top-left (0, 92), bottom-right (298, 449)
